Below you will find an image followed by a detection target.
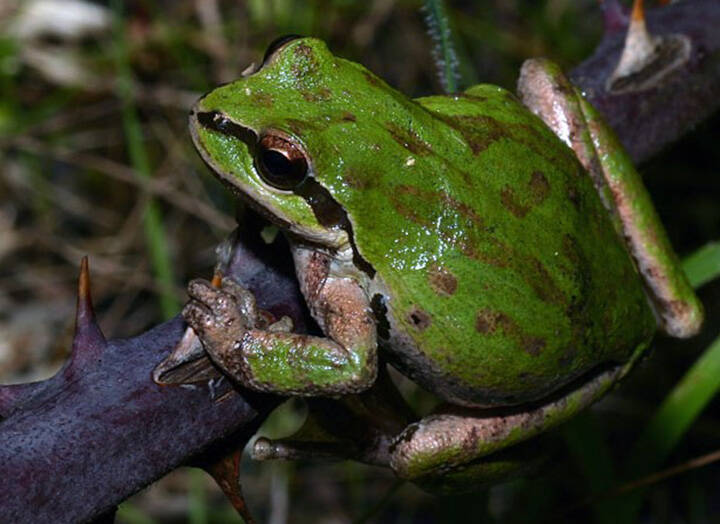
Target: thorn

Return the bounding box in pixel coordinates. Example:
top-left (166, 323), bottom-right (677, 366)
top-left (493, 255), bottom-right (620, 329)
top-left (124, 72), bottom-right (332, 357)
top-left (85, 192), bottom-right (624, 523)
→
top-left (614, 0), bottom-right (658, 77)
top-left (69, 257), bottom-right (106, 369)
top-left (599, 0), bottom-right (629, 35)
top-left (606, 0), bottom-right (691, 93)
top-left (204, 450), bottom-right (256, 524)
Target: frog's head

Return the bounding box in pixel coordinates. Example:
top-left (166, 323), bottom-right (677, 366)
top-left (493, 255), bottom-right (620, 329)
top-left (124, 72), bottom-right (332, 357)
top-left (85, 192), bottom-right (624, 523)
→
top-left (190, 36), bottom-right (420, 251)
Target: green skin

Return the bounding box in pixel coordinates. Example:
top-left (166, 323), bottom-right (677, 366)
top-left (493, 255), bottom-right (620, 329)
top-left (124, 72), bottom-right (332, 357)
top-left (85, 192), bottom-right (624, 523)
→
top-left (183, 37), bottom-right (703, 487)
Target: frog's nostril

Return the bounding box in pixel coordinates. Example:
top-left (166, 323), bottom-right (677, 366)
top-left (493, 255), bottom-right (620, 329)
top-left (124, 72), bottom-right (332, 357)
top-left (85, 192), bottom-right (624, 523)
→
top-left (196, 111), bottom-right (258, 147)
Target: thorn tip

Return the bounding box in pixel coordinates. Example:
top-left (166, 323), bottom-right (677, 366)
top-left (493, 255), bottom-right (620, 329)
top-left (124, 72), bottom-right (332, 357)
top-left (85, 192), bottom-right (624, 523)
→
top-left (69, 256), bottom-right (106, 369)
top-left (77, 256), bottom-right (93, 320)
top-left (606, 0), bottom-right (691, 93)
top-left (631, 0), bottom-right (645, 22)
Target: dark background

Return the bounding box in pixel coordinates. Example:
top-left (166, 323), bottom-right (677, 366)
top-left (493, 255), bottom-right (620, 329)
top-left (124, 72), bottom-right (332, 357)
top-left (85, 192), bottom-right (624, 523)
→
top-left (1, 1), bottom-right (719, 522)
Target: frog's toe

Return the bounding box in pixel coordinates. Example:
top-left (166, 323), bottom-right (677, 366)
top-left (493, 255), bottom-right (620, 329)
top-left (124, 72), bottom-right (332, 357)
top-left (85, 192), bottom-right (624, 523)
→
top-left (219, 276), bottom-right (253, 301)
top-left (182, 300), bottom-right (216, 335)
top-left (187, 279), bottom-right (243, 326)
top-left (220, 277), bottom-right (259, 324)
top-left (187, 278), bottom-right (222, 304)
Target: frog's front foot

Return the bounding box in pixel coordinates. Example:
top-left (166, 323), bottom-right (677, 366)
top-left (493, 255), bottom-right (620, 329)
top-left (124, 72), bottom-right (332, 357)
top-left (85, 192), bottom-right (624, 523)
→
top-left (183, 277), bottom-right (259, 382)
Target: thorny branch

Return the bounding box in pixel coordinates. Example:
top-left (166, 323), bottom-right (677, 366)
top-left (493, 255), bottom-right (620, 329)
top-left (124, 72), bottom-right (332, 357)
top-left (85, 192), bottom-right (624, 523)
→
top-left (1, 1), bottom-right (720, 522)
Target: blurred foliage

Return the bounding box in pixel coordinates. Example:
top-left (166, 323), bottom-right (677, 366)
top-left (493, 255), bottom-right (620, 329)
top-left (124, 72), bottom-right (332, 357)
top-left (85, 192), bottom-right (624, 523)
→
top-left (1, 0), bottom-right (719, 522)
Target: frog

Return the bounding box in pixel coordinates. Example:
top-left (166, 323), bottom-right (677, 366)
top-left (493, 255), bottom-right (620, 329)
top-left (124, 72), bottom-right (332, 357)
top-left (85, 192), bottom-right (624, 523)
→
top-left (178, 35), bottom-right (703, 489)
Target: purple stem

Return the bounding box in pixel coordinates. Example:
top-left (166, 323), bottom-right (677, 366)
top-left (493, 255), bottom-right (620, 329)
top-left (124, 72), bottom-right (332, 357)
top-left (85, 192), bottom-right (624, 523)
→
top-left (0, 226), bottom-right (306, 523)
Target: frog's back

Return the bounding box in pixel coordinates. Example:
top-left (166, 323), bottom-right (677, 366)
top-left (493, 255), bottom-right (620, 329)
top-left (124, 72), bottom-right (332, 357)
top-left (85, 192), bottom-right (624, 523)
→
top-left (342, 84), bottom-right (656, 407)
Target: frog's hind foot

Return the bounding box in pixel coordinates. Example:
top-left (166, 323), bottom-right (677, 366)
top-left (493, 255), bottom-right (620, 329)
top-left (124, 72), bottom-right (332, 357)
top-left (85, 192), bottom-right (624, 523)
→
top-left (390, 363), bottom-right (626, 489)
top-left (396, 434), bottom-right (550, 495)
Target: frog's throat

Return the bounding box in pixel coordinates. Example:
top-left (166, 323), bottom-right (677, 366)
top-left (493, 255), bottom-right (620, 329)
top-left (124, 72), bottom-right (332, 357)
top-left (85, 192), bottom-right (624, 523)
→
top-left (193, 110), bottom-right (375, 278)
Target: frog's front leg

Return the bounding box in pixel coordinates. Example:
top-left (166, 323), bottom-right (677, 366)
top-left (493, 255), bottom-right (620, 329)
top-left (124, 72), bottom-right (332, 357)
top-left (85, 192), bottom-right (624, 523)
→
top-left (517, 58), bottom-right (703, 338)
top-left (389, 361), bottom-right (635, 490)
top-left (184, 273), bottom-right (377, 395)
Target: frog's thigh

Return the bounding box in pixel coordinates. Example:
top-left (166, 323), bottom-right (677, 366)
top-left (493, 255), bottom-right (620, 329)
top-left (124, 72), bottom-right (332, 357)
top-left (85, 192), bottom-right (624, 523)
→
top-left (517, 58), bottom-right (703, 338)
top-left (390, 364), bottom-right (624, 485)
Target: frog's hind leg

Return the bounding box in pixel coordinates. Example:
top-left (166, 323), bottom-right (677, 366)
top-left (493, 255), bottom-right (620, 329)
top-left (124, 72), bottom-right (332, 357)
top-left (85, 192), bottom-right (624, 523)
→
top-left (517, 58), bottom-right (703, 338)
top-left (252, 365), bottom-right (417, 468)
top-left (389, 363), bottom-right (627, 490)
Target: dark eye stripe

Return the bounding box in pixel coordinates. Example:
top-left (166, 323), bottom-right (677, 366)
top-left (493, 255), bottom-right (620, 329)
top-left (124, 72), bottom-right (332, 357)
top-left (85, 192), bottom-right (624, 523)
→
top-left (195, 111), bottom-right (257, 149)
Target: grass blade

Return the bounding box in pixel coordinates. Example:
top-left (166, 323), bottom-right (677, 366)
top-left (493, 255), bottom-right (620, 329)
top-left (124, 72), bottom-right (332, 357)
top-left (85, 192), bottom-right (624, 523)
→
top-left (422, 0), bottom-right (460, 94)
top-left (111, 0), bottom-right (179, 318)
top-left (682, 241), bottom-right (720, 288)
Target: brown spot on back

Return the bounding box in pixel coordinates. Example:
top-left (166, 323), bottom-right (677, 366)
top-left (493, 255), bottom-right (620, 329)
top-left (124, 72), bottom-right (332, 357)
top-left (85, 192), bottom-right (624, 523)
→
top-left (385, 122), bottom-right (433, 156)
top-left (500, 186), bottom-right (531, 218)
top-left (567, 183), bottom-right (581, 209)
top-left (529, 171), bottom-right (550, 203)
top-left (475, 308), bottom-right (546, 357)
top-left (434, 114), bottom-right (510, 156)
top-left (291, 43), bottom-right (319, 84)
top-left (456, 93), bottom-right (488, 102)
top-left (523, 337), bottom-right (546, 357)
top-left (475, 309), bottom-right (508, 334)
top-left (342, 167), bottom-right (374, 190)
top-left (500, 171), bottom-right (551, 219)
top-left (428, 263), bottom-right (458, 296)
top-left (252, 92), bottom-right (274, 107)
top-left (284, 118), bottom-right (327, 135)
top-left (301, 87), bottom-right (332, 102)
top-left (561, 234), bottom-right (582, 267)
top-left (527, 257), bottom-right (566, 306)
top-left (407, 307), bottom-right (432, 331)
top-left (293, 43), bottom-right (315, 60)
top-left (363, 70), bottom-right (382, 87)
top-left (341, 112), bottom-right (357, 122)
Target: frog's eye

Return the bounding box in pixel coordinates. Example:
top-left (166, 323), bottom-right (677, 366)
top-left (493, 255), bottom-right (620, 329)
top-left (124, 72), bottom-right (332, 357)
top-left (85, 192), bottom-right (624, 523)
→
top-left (263, 34), bottom-right (303, 64)
top-left (255, 134), bottom-right (308, 190)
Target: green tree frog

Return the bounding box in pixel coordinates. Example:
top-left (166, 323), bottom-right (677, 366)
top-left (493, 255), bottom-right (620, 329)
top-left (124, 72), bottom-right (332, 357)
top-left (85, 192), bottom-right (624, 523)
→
top-left (181, 36), bottom-right (703, 489)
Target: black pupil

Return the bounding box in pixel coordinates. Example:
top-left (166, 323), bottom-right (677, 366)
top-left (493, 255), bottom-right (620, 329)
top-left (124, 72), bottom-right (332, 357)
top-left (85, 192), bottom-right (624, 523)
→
top-left (262, 150), bottom-right (293, 176)
top-left (259, 148), bottom-right (306, 189)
